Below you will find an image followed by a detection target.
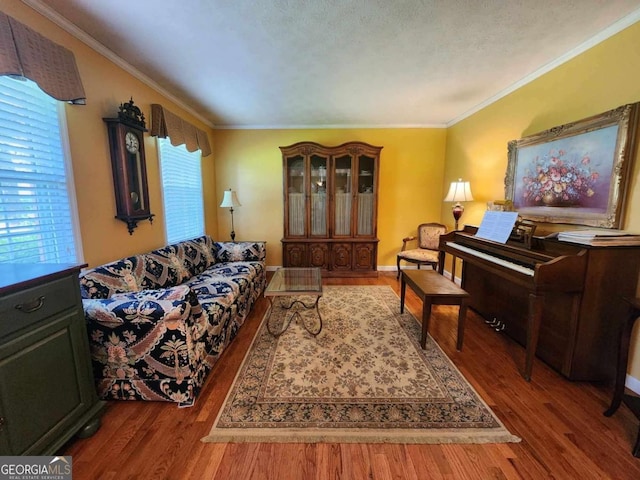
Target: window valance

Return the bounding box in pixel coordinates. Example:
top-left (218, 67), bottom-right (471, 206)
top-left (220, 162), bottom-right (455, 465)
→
top-left (150, 104), bottom-right (211, 157)
top-left (0, 11), bottom-right (86, 104)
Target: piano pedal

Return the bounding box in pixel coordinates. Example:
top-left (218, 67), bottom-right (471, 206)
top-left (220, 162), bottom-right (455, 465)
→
top-left (486, 317), bottom-right (506, 332)
top-left (486, 317), bottom-right (499, 327)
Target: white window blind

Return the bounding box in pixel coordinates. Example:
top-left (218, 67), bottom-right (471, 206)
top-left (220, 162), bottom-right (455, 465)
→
top-left (0, 76), bottom-right (80, 264)
top-left (158, 137), bottom-right (204, 244)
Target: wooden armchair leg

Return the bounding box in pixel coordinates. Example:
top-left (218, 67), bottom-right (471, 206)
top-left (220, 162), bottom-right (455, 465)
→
top-left (396, 257), bottom-right (402, 279)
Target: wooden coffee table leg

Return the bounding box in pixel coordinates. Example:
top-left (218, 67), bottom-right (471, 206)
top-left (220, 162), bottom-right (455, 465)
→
top-left (457, 299), bottom-right (467, 351)
top-left (421, 296), bottom-right (432, 349)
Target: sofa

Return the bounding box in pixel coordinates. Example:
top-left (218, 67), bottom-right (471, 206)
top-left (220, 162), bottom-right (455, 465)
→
top-left (79, 235), bottom-right (266, 407)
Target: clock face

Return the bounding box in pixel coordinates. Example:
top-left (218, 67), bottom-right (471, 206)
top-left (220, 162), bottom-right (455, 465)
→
top-left (125, 131), bottom-right (139, 154)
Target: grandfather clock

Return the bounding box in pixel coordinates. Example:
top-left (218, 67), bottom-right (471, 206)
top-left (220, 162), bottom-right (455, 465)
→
top-left (104, 98), bottom-right (154, 234)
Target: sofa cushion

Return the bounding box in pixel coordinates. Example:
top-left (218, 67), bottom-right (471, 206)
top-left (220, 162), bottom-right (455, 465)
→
top-left (80, 254), bottom-right (151, 299)
top-left (144, 243), bottom-right (192, 288)
top-left (185, 235), bottom-right (217, 271)
top-left (186, 272), bottom-right (239, 308)
top-left (215, 241), bottom-right (266, 263)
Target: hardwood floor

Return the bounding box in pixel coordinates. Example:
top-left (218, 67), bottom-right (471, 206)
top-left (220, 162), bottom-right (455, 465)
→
top-left (63, 273), bottom-right (640, 479)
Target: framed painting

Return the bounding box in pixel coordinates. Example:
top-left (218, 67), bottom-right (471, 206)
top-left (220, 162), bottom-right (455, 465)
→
top-left (505, 103), bottom-right (640, 228)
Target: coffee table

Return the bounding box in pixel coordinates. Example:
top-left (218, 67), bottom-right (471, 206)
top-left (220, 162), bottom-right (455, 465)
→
top-left (264, 267), bottom-right (323, 337)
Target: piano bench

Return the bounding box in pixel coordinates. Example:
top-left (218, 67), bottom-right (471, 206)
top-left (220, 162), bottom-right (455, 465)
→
top-left (399, 269), bottom-right (470, 350)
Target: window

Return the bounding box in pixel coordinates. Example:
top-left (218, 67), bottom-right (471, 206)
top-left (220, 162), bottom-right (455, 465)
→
top-left (158, 138), bottom-right (204, 244)
top-left (0, 76), bottom-right (81, 264)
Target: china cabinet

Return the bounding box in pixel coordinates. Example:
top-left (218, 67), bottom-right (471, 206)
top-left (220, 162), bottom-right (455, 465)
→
top-left (280, 141), bottom-right (382, 277)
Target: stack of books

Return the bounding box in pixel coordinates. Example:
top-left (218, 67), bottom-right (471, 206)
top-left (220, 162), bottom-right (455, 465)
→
top-left (557, 229), bottom-right (640, 246)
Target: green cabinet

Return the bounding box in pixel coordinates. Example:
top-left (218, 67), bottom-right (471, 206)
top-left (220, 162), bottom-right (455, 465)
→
top-left (0, 264), bottom-right (104, 455)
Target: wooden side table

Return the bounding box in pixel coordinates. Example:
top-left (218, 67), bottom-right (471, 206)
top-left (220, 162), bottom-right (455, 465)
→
top-left (400, 269), bottom-right (469, 350)
top-left (604, 296), bottom-right (640, 457)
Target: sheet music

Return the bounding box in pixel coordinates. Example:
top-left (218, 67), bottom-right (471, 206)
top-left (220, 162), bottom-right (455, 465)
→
top-left (475, 211), bottom-right (519, 244)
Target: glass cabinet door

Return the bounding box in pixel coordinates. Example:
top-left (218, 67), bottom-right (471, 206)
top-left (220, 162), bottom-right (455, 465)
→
top-left (285, 155), bottom-right (305, 236)
top-left (356, 154), bottom-right (375, 236)
top-left (333, 154), bottom-right (353, 236)
top-left (309, 154), bottom-right (328, 237)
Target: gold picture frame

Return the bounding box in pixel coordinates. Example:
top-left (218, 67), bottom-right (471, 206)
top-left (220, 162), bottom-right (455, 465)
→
top-left (505, 103), bottom-right (640, 228)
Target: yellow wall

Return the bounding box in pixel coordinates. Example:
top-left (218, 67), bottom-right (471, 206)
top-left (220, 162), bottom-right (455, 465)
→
top-left (211, 128), bottom-right (447, 268)
top-left (1, 1), bottom-right (218, 268)
top-left (443, 22), bottom-right (640, 380)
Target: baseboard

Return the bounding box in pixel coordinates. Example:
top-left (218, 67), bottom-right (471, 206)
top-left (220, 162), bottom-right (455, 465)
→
top-left (627, 374), bottom-right (640, 395)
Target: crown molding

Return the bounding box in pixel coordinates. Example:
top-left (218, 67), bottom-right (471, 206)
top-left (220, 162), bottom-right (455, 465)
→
top-left (213, 123), bottom-right (447, 130)
top-left (20, 0), bottom-right (215, 129)
top-left (447, 7), bottom-right (640, 127)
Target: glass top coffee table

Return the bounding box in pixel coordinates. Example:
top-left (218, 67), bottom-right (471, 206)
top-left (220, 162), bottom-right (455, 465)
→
top-left (264, 267), bottom-right (323, 337)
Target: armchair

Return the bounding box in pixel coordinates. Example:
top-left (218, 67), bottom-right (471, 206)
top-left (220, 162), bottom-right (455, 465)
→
top-left (396, 222), bottom-right (447, 279)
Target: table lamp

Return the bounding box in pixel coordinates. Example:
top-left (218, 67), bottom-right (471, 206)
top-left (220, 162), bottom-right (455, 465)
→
top-left (220, 189), bottom-right (241, 241)
top-left (444, 178), bottom-right (473, 230)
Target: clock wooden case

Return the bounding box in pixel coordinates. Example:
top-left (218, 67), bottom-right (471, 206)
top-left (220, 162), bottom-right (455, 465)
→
top-left (103, 99), bottom-right (154, 234)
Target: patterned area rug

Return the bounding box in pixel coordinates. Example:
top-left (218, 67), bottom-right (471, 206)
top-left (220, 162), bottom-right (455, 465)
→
top-left (202, 286), bottom-right (520, 444)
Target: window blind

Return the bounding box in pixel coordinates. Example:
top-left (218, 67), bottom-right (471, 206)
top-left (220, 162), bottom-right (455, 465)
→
top-left (0, 76), bottom-right (78, 263)
top-left (158, 138), bottom-right (204, 244)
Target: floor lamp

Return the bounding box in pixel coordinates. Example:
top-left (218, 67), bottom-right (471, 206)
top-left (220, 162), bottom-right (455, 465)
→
top-left (444, 178), bottom-right (473, 230)
top-left (220, 189), bottom-right (241, 241)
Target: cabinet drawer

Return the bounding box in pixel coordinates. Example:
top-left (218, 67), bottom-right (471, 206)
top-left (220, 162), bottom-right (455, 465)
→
top-left (0, 276), bottom-right (79, 338)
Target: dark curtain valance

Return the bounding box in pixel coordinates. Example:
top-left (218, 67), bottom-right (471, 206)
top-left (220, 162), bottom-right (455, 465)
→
top-left (0, 11), bottom-right (86, 104)
top-left (150, 104), bottom-right (211, 157)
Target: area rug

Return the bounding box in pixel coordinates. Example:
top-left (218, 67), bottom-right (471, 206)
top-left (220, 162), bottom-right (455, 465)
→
top-left (202, 286), bottom-right (520, 444)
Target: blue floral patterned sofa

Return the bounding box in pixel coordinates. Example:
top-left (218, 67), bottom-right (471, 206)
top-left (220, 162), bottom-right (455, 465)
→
top-left (79, 235), bottom-right (266, 407)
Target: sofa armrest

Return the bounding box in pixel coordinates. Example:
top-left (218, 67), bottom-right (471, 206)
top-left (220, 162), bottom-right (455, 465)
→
top-left (214, 241), bottom-right (266, 263)
top-left (82, 285), bottom-right (206, 378)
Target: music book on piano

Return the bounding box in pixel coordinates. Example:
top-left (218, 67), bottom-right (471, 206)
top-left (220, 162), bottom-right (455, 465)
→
top-left (475, 211), bottom-right (519, 244)
top-left (557, 229), bottom-right (640, 246)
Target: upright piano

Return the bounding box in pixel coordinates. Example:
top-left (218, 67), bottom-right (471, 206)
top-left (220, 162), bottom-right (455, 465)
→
top-left (439, 225), bottom-right (640, 381)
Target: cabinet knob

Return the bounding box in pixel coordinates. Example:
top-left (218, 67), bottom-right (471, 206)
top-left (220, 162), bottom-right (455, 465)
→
top-left (0, 417), bottom-right (5, 430)
top-left (15, 295), bottom-right (45, 313)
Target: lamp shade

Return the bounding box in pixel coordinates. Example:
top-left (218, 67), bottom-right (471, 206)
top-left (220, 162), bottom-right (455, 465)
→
top-left (444, 179), bottom-right (474, 203)
top-left (220, 189), bottom-right (241, 208)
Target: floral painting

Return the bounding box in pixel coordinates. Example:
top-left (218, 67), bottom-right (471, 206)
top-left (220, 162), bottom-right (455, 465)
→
top-left (514, 126), bottom-right (617, 210)
top-left (505, 103), bottom-right (640, 228)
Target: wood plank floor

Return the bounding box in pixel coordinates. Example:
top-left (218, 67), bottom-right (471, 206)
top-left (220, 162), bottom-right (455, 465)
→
top-left (63, 273), bottom-right (640, 479)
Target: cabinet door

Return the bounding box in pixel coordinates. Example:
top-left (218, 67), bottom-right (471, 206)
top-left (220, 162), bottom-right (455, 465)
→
top-left (332, 154), bottom-right (353, 237)
top-left (309, 243), bottom-right (330, 269)
top-left (283, 243), bottom-right (307, 267)
top-left (309, 154), bottom-right (329, 238)
top-left (284, 154), bottom-right (306, 237)
top-left (331, 243), bottom-right (352, 271)
top-left (353, 243), bottom-right (376, 270)
top-left (0, 312), bottom-right (89, 454)
top-left (355, 153), bottom-right (377, 237)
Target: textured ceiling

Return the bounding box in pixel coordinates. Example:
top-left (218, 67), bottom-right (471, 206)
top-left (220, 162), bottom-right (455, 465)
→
top-left (31, 0), bottom-right (640, 128)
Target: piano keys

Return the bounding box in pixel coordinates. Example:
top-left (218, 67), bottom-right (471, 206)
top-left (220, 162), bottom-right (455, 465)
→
top-left (439, 225), bottom-right (640, 382)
